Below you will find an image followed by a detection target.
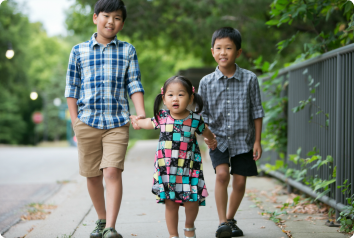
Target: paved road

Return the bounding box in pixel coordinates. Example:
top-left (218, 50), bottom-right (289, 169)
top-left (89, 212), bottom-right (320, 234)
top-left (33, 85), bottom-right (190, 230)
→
top-left (0, 147), bottom-right (79, 233)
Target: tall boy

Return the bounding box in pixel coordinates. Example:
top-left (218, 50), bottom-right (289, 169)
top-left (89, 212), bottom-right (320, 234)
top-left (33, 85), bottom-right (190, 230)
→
top-left (198, 27), bottom-right (264, 238)
top-left (65, 0), bottom-right (145, 237)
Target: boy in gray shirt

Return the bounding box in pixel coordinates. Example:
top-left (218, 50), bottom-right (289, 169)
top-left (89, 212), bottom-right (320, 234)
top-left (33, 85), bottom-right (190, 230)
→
top-left (198, 27), bottom-right (265, 238)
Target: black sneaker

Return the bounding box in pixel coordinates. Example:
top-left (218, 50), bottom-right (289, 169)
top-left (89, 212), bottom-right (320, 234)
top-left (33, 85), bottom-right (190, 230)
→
top-left (215, 222), bottom-right (232, 238)
top-left (90, 219), bottom-right (106, 238)
top-left (227, 219), bottom-right (243, 237)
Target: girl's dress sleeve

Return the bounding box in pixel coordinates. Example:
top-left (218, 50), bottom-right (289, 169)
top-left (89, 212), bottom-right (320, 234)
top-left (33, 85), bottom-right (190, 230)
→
top-left (151, 116), bottom-right (160, 130)
top-left (151, 109), bottom-right (164, 130)
top-left (195, 114), bottom-right (206, 135)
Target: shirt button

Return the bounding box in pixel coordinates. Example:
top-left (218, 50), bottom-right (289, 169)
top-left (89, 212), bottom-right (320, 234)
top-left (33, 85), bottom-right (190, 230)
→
top-left (228, 125), bottom-right (230, 128)
top-left (228, 137), bottom-right (230, 139)
top-left (227, 100), bottom-right (230, 103)
top-left (227, 87), bottom-right (229, 90)
top-left (228, 113), bottom-right (230, 116)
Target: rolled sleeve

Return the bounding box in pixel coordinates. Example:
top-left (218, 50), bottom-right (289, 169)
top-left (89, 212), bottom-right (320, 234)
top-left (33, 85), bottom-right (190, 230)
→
top-left (125, 46), bottom-right (144, 97)
top-left (250, 76), bottom-right (265, 119)
top-left (198, 81), bottom-right (209, 124)
top-left (65, 47), bottom-right (81, 98)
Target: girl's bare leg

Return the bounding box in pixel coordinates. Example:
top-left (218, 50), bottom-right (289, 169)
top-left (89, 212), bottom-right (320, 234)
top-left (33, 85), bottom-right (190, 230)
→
top-left (165, 199), bottom-right (180, 238)
top-left (184, 201), bottom-right (199, 237)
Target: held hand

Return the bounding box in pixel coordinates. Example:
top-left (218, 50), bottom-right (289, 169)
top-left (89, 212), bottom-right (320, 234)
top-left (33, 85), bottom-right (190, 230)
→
top-left (129, 115), bottom-right (141, 130)
top-left (204, 134), bottom-right (217, 150)
top-left (253, 141), bottom-right (262, 161)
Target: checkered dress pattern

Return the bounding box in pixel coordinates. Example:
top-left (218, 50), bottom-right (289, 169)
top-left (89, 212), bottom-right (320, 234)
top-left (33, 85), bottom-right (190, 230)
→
top-left (198, 64), bottom-right (265, 157)
top-left (65, 33), bottom-right (144, 129)
top-left (151, 110), bottom-right (209, 206)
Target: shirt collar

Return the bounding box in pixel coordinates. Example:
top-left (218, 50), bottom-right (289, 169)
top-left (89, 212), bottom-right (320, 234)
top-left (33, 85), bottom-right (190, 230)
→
top-left (89, 33), bottom-right (119, 49)
top-left (215, 63), bottom-right (241, 81)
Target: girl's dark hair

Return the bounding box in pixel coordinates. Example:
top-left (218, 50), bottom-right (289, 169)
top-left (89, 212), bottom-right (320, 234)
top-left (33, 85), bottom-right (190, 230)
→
top-left (94, 0), bottom-right (127, 22)
top-left (154, 76), bottom-right (204, 119)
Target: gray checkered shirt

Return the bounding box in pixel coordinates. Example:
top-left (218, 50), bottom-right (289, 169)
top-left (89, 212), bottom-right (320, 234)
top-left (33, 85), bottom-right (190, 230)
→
top-left (198, 64), bottom-right (265, 157)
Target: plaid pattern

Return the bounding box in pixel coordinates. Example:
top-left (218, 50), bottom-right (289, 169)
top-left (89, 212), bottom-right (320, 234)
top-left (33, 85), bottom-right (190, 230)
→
top-left (198, 64), bottom-right (265, 157)
top-left (151, 109), bottom-right (208, 205)
top-left (65, 33), bottom-right (144, 129)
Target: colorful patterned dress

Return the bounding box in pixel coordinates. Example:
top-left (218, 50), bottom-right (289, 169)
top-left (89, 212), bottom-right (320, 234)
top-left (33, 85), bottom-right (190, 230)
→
top-left (151, 109), bottom-right (209, 206)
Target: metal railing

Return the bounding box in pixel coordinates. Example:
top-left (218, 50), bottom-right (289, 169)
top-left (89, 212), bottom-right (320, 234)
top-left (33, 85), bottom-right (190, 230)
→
top-left (260, 43), bottom-right (354, 214)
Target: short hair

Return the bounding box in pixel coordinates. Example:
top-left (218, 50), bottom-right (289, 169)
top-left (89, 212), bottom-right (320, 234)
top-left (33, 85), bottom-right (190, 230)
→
top-left (94, 0), bottom-right (127, 22)
top-left (211, 27), bottom-right (242, 50)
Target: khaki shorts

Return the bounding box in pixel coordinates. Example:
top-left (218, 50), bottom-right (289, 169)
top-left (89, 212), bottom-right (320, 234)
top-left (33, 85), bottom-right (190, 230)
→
top-left (73, 118), bottom-right (130, 177)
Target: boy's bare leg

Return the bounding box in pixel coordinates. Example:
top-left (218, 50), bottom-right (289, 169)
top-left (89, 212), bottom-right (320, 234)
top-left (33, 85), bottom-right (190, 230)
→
top-left (103, 167), bottom-right (123, 229)
top-left (184, 201), bottom-right (199, 237)
top-left (226, 174), bottom-right (247, 219)
top-left (215, 164), bottom-right (230, 224)
top-left (87, 175), bottom-right (106, 219)
top-left (165, 199), bottom-right (180, 238)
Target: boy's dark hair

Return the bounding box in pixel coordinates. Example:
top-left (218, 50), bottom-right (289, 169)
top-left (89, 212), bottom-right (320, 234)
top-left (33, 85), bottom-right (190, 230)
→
top-left (211, 27), bottom-right (242, 50)
top-left (154, 76), bottom-right (204, 119)
top-left (94, 0), bottom-right (127, 22)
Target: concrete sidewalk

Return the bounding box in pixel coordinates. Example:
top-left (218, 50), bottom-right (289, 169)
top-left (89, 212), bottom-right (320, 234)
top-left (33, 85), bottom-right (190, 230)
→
top-left (3, 140), bottom-right (347, 238)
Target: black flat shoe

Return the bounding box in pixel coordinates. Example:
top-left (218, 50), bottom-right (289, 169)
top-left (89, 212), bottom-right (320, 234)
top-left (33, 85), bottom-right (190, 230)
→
top-left (227, 219), bottom-right (243, 237)
top-left (215, 222), bottom-right (232, 238)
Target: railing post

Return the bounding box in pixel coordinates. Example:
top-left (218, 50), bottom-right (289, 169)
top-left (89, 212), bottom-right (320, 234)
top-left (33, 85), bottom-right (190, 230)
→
top-left (335, 53), bottom-right (342, 219)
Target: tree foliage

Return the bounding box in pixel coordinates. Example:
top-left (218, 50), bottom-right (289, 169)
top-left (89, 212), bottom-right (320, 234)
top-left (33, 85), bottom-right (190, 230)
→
top-left (66, 0), bottom-right (307, 69)
top-left (0, 0), bottom-right (72, 144)
top-left (266, 0), bottom-right (354, 61)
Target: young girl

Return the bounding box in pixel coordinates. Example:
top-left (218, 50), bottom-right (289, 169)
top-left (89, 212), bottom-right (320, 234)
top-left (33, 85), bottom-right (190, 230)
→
top-left (130, 76), bottom-right (217, 238)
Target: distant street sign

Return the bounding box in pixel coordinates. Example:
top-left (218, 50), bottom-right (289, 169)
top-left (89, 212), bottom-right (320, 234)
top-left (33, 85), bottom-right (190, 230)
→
top-left (32, 112), bottom-right (43, 124)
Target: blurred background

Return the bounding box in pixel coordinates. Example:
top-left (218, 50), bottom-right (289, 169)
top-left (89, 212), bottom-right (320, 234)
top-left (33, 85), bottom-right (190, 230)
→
top-left (1, 0), bottom-right (354, 236)
top-left (0, 0), bottom-right (352, 145)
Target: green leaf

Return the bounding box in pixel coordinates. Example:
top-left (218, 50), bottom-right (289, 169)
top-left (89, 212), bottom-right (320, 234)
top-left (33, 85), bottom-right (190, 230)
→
top-left (293, 196), bottom-right (300, 205)
top-left (303, 68), bottom-right (308, 74)
top-left (266, 19), bottom-right (280, 26)
top-left (262, 61), bottom-right (270, 72)
top-left (314, 179), bottom-right (336, 191)
top-left (333, 166), bottom-right (337, 178)
top-left (344, 2), bottom-right (353, 15)
top-left (307, 150), bottom-right (316, 156)
top-left (315, 189), bottom-right (331, 200)
top-left (326, 155), bottom-right (333, 163)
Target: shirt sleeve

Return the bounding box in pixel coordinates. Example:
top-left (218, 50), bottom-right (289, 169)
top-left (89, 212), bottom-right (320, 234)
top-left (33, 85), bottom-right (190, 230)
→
top-left (125, 45), bottom-right (144, 97)
top-left (249, 75), bottom-right (265, 119)
top-left (195, 115), bottom-right (206, 135)
top-left (65, 47), bottom-right (81, 98)
top-left (198, 79), bottom-right (209, 124)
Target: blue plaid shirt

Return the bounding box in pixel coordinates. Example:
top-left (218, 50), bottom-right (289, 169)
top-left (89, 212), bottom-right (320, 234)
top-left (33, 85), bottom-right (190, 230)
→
top-left (198, 64), bottom-right (265, 157)
top-left (65, 33), bottom-right (144, 129)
